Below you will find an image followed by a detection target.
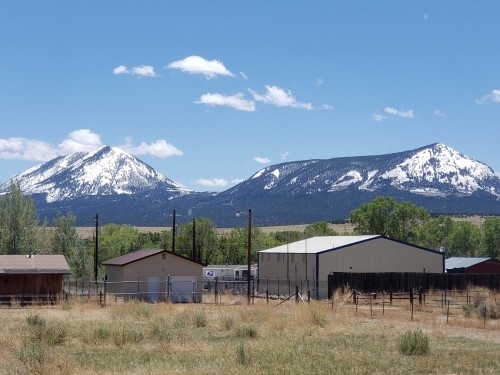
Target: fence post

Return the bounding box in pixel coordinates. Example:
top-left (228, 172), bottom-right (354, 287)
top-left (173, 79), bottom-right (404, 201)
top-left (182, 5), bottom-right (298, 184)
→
top-left (419, 288), bottom-right (423, 305)
top-left (410, 288), bottom-right (414, 321)
top-left (167, 275), bottom-right (171, 303)
top-left (103, 277), bottom-right (107, 306)
top-left (295, 286), bottom-right (299, 304)
top-left (214, 276), bottom-right (218, 305)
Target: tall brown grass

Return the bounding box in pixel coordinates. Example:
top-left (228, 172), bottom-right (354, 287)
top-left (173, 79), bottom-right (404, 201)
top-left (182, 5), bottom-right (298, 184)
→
top-left (0, 290), bottom-right (498, 375)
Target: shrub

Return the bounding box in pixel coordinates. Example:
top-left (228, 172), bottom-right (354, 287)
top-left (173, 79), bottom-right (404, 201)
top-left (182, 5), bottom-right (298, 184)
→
top-left (193, 310), bottom-right (208, 328)
top-left (220, 313), bottom-right (235, 331)
top-left (236, 343), bottom-right (250, 365)
top-left (398, 329), bottom-right (430, 356)
top-left (236, 325), bottom-right (257, 338)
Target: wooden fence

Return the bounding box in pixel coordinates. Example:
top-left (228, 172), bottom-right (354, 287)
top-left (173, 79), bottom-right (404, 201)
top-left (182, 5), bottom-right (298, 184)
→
top-left (328, 272), bottom-right (500, 297)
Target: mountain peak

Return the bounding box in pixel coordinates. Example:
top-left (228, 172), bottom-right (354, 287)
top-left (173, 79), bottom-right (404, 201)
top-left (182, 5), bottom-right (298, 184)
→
top-left (0, 146), bottom-right (191, 202)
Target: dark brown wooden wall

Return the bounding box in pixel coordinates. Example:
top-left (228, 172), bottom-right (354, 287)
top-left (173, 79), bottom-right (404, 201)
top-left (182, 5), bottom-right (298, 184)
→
top-left (0, 274), bottom-right (64, 296)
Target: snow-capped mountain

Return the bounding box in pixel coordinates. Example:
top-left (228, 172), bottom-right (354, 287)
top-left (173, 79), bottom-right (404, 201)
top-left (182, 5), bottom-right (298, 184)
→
top-left (0, 143), bottom-right (498, 226)
top-left (0, 146), bottom-right (191, 202)
top-left (222, 143), bottom-right (499, 199)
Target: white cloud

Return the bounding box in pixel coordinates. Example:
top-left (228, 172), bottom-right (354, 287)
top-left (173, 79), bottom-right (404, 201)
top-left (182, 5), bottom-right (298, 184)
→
top-left (240, 71), bottom-right (248, 80)
top-left (194, 178), bottom-right (229, 188)
top-left (58, 129), bottom-right (103, 154)
top-left (231, 178), bottom-right (244, 185)
top-left (0, 130), bottom-right (184, 162)
top-left (131, 65), bottom-right (157, 77)
top-left (249, 85), bottom-right (313, 110)
top-left (384, 106), bottom-right (414, 119)
top-left (476, 89), bottom-right (500, 104)
top-left (280, 151), bottom-right (290, 160)
top-left (196, 92), bottom-right (256, 112)
top-left (433, 110), bottom-right (445, 117)
top-left (423, 13), bottom-right (428, 21)
top-left (113, 65), bottom-right (157, 77)
top-left (321, 104), bottom-right (334, 110)
top-left (0, 138), bottom-right (59, 161)
top-left (371, 112), bottom-right (386, 122)
top-left (113, 65), bottom-right (130, 75)
top-left (121, 139), bottom-right (183, 158)
top-left (316, 78), bottom-right (324, 86)
top-left (254, 156), bottom-right (271, 164)
top-left (167, 55), bottom-right (234, 79)
top-left (0, 129), bottom-right (102, 162)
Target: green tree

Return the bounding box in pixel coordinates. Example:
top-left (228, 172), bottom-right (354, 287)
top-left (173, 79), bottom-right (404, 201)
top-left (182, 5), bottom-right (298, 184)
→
top-left (447, 221), bottom-right (481, 257)
top-left (387, 201), bottom-right (430, 243)
top-left (0, 181), bottom-right (39, 254)
top-left (416, 215), bottom-right (455, 251)
top-left (98, 224), bottom-right (140, 262)
top-left (349, 196), bottom-right (397, 235)
top-left (481, 217), bottom-right (500, 258)
top-left (304, 221), bottom-right (338, 238)
top-left (175, 218), bottom-right (218, 264)
top-left (51, 211), bottom-right (78, 258)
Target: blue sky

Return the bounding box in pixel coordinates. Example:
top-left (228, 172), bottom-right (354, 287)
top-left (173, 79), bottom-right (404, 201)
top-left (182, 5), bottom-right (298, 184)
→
top-left (1, 1), bottom-right (499, 192)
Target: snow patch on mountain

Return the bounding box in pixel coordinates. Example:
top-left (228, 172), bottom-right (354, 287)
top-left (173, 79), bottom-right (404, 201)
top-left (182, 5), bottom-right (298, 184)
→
top-left (0, 146), bottom-right (191, 202)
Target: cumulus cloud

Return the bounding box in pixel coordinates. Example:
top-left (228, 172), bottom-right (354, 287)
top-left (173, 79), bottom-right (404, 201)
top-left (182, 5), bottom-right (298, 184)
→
top-left (0, 138), bottom-right (59, 161)
top-left (113, 65), bottom-right (130, 75)
top-left (58, 129), bottom-right (103, 154)
top-left (113, 65), bottom-right (157, 77)
top-left (196, 92), bottom-right (256, 112)
top-left (249, 85), bottom-right (313, 110)
top-left (433, 110), bottom-right (445, 117)
top-left (194, 178), bottom-right (229, 188)
top-left (476, 89), bottom-right (500, 104)
top-left (0, 129), bottom-right (184, 162)
top-left (120, 139), bottom-right (183, 158)
top-left (167, 55), bottom-right (234, 79)
top-left (131, 65), bottom-right (157, 77)
top-left (0, 129), bottom-right (102, 162)
top-left (384, 107), bottom-right (414, 119)
top-left (321, 104), bottom-right (334, 110)
top-left (254, 156), bottom-right (271, 164)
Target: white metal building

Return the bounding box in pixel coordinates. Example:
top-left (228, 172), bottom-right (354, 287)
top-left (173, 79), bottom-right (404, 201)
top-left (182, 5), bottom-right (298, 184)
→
top-left (258, 235), bottom-right (445, 299)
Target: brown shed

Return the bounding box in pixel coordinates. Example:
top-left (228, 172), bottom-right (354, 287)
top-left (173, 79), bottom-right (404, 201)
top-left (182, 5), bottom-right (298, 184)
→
top-left (0, 254), bottom-right (71, 303)
top-left (103, 249), bottom-right (204, 302)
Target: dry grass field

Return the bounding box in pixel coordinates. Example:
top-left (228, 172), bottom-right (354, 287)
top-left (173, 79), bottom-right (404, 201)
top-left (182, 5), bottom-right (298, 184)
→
top-left (0, 290), bottom-right (498, 374)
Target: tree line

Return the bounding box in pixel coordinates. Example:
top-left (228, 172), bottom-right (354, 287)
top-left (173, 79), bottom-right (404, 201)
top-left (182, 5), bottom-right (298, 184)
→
top-left (0, 182), bottom-right (498, 279)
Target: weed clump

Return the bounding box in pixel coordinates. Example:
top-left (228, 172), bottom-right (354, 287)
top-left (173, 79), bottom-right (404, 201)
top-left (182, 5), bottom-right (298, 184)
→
top-left (398, 329), bottom-right (430, 356)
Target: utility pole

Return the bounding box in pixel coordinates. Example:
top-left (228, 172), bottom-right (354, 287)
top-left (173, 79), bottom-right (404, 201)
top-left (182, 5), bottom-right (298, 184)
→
top-left (172, 209), bottom-right (176, 254)
top-left (94, 213), bottom-right (99, 281)
top-left (247, 208), bottom-right (252, 306)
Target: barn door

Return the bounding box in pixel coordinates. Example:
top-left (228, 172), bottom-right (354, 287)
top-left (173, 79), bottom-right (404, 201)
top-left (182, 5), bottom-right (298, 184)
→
top-left (148, 277), bottom-right (160, 302)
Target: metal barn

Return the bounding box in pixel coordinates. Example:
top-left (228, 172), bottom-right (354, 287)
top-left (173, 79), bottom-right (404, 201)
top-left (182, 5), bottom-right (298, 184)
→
top-left (258, 235), bottom-right (445, 299)
top-left (103, 249), bottom-right (204, 302)
top-left (0, 254), bottom-right (71, 304)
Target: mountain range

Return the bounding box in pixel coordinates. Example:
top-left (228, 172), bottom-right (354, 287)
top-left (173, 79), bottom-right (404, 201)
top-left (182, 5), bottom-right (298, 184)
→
top-left (1, 143), bottom-right (499, 227)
